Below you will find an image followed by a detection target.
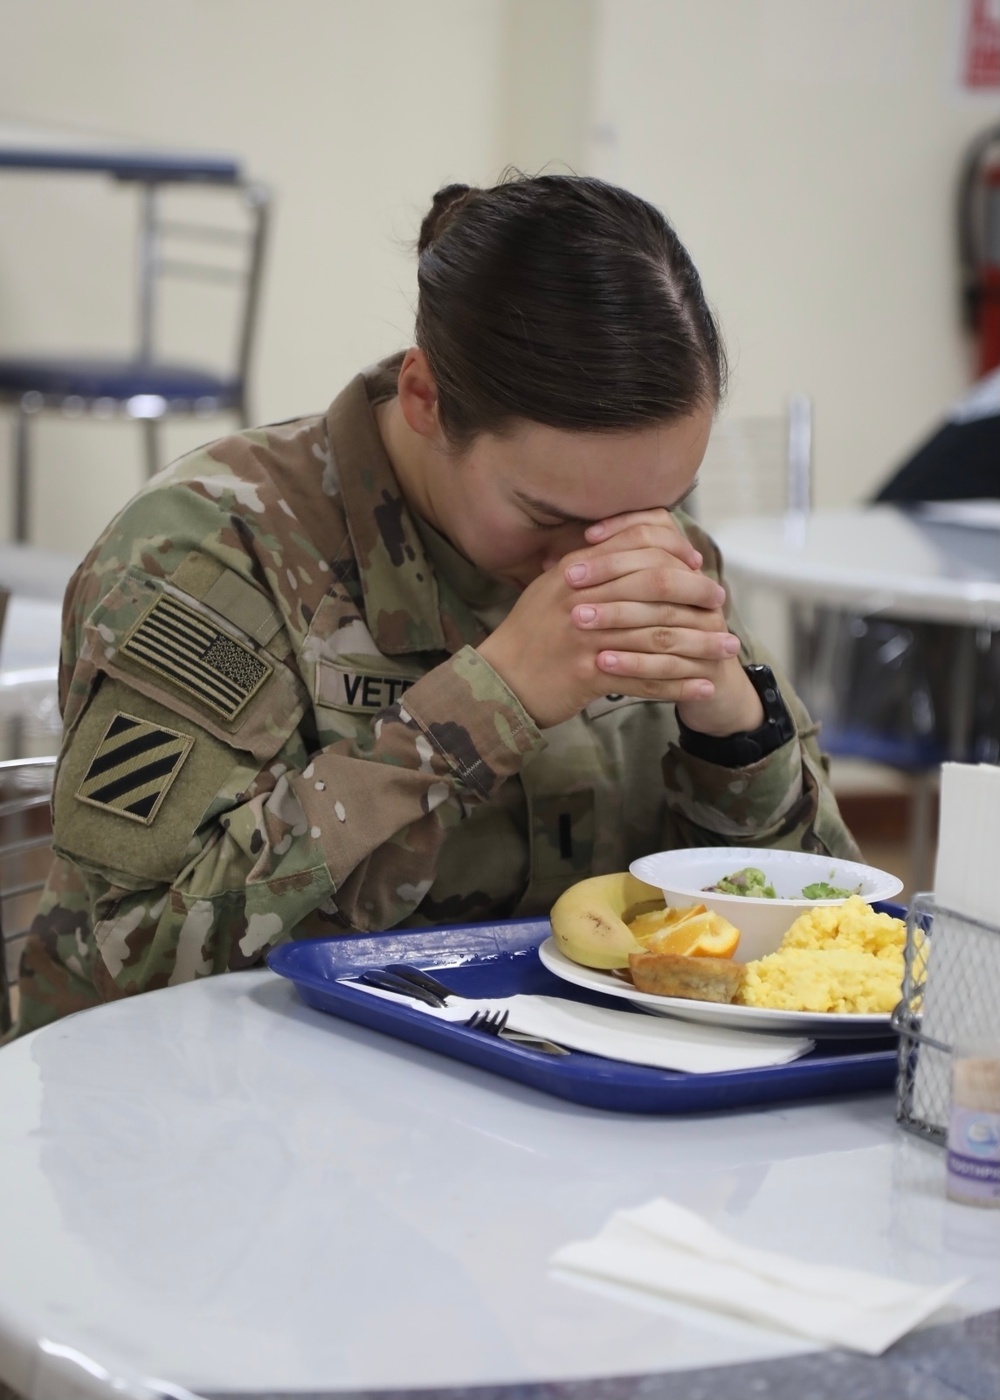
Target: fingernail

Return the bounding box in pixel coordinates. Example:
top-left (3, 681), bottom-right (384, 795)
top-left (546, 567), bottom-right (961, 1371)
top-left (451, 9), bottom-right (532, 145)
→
top-left (576, 605), bottom-right (598, 625)
top-left (600, 652), bottom-right (620, 669)
top-left (714, 584), bottom-right (727, 604)
top-left (690, 550), bottom-right (703, 567)
top-left (696, 680), bottom-right (714, 697)
top-left (722, 635), bottom-right (741, 655)
top-left (566, 564), bottom-right (587, 583)
top-left (586, 522), bottom-right (607, 539)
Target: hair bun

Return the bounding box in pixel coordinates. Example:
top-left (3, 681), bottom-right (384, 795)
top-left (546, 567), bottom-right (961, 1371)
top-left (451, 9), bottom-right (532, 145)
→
top-left (418, 183), bottom-right (475, 254)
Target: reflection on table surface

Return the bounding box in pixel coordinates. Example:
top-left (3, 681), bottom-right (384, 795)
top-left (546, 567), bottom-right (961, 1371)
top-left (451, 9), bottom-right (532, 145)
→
top-left (713, 505), bottom-right (1000, 627)
top-left (0, 970), bottom-right (997, 1399)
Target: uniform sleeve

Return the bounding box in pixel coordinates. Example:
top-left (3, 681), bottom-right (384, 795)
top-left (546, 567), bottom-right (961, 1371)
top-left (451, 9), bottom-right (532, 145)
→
top-left (660, 520), bottom-right (862, 861)
top-left (53, 582), bottom-right (542, 999)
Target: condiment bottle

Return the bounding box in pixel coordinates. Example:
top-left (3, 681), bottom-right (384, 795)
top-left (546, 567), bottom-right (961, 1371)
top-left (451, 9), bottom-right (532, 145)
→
top-left (947, 1041), bottom-right (1000, 1208)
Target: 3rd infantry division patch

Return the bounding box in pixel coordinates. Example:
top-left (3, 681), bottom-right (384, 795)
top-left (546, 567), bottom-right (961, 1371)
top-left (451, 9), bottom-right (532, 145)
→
top-left (76, 712), bottom-right (194, 825)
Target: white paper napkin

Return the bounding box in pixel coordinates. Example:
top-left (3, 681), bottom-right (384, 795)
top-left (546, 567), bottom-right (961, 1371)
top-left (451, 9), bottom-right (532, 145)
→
top-left (914, 762), bottom-right (1000, 1121)
top-left (551, 1198), bottom-right (965, 1355)
top-left (349, 983), bottom-right (814, 1072)
top-left (933, 761), bottom-right (1000, 929)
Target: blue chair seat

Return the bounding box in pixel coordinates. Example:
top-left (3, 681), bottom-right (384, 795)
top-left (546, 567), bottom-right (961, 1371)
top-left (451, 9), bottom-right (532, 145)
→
top-left (0, 357), bottom-right (241, 405)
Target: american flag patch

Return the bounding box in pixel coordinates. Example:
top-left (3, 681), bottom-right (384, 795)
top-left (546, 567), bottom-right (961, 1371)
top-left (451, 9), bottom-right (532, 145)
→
top-left (76, 712), bottom-right (194, 824)
top-left (120, 594), bottom-right (273, 721)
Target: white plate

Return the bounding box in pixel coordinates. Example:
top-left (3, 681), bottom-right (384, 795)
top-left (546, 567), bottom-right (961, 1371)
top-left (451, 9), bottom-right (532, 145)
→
top-left (537, 938), bottom-right (896, 1039)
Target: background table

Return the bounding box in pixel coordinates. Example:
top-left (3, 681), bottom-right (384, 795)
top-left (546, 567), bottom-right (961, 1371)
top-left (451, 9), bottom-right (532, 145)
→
top-left (0, 545), bottom-right (77, 760)
top-left (0, 970), bottom-right (997, 1400)
top-left (712, 505), bottom-right (1000, 629)
top-left (714, 503), bottom-right (1000, 775)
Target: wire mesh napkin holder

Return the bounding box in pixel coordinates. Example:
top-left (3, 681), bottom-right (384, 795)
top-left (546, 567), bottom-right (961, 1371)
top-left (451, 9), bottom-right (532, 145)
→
top-left (892, 892), bottom-right (1000, 1144)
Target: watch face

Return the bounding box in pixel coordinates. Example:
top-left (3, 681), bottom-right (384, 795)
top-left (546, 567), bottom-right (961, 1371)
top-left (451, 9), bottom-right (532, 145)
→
top-left (745, 665), bottom-right (795, 744)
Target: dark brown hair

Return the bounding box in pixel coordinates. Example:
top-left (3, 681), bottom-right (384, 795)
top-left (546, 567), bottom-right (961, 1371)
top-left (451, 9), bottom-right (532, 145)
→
top-left (415, 173), bottom-right (726, 446)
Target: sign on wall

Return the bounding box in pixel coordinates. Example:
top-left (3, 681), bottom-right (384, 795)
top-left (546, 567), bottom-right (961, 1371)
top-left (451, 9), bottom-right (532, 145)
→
top-left (962, 0), bottom-right (1000, 90)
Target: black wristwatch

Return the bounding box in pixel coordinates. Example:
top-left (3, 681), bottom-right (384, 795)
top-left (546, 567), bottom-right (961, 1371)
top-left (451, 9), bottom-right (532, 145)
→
top-left (676, 663), bottom-right (795, 768)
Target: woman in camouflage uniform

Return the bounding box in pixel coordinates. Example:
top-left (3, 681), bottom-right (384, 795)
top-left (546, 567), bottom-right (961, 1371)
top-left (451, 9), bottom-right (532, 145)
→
top-left (10, 174), bottom-right (859, 1036)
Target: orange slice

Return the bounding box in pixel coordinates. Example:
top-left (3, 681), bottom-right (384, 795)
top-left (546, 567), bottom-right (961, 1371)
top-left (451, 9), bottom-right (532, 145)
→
top-left (627, 903), bottom-right (741, 959)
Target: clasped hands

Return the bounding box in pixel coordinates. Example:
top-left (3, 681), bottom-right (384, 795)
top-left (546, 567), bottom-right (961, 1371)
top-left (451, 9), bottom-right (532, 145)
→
top-left (478, 509), bottom-right (766, 735)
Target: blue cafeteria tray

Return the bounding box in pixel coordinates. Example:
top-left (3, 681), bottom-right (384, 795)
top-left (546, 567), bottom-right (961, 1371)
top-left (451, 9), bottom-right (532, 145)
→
top-left (267, 908), bottom-right (902, 1115)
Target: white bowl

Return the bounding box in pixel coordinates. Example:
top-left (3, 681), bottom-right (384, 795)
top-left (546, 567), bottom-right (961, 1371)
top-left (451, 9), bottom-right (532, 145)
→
top-left (628, 847), bottom-right (904, 964)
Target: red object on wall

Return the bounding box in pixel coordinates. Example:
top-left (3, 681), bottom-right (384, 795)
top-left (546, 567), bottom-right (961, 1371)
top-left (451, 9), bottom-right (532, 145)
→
top-left (963, 0), bottom-right (1000, 89)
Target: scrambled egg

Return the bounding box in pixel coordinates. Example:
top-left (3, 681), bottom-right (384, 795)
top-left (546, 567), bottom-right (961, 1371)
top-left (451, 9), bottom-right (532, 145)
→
top-left (737, 896), bottom-right (908, 1013)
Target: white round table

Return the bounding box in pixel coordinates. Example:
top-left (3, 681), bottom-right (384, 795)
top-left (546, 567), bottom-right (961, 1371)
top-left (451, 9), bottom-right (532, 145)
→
top-left (712, 505), bottom-right (1000, 628)
top-left (0, 545), bottom-right (76, 761)
top-left (0, 545), bottom-right (79, 604)
top-left (0, 971), bottom-right (997, 1400)
top-left (0, 596), bottom-right (63, 761)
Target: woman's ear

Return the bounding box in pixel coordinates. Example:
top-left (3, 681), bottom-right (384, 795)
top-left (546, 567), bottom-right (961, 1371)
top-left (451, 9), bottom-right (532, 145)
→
top-left (396, 347), bottom-right (445, 444)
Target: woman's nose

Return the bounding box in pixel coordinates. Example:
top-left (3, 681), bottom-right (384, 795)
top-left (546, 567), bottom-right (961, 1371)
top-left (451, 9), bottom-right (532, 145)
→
top-left (540, 526), bottom-right (587, 574)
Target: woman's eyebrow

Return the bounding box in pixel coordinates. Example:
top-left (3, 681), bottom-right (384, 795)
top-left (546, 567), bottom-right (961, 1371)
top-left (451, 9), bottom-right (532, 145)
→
top-left (514, 481), bottom-right (699, 521)
top-left (512, 490), bottom-right (597, 525)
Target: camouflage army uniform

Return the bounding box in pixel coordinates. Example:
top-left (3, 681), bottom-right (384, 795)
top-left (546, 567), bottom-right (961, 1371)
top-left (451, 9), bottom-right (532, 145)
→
top-left (10, 356), bottom-right (860, 1036)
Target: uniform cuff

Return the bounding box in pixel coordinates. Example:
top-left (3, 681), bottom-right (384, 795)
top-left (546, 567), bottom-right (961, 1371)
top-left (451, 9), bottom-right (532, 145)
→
top-left (662, 736), bottom-right (805, 840)
top-left (398, 645), bottom-right (544, 800)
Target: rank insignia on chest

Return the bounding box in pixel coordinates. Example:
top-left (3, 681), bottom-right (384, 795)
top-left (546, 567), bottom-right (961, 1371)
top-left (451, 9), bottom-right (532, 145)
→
top-left (76, 712), bottom-right (194, 825)
top-left (120, 593), bottom-right (273, 721)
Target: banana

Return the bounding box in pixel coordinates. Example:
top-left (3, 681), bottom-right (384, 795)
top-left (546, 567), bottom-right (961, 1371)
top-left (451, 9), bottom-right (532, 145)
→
top-left (549, 870), bottom-right (665, 969)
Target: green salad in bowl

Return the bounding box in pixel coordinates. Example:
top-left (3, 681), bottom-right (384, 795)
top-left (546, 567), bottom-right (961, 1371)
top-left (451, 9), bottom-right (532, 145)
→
top-left (705, 866), bottom-right (859, 901)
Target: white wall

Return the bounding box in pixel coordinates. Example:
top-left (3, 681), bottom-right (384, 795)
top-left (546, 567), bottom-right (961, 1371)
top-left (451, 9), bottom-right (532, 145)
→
top-left (1, 0), bottom-right (998, 554)
top-left (589, 0), bottom-right (1000, 505)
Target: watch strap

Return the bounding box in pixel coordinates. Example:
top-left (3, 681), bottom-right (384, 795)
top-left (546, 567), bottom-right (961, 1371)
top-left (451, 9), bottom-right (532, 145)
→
top-left (676, 664), bottom-right (796, 768)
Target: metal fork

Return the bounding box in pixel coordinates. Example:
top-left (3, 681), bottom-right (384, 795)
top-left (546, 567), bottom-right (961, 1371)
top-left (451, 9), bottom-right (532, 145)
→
top-left (465, 1008), bottom-right (511, 1035)
top-left (463, 1006), bottom-right (571, 1056)
top-left (377, 964), bottom-right (571, 1056)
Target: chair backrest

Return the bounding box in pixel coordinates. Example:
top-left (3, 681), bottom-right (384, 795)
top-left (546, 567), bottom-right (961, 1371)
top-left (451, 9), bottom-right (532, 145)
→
top-left (688, 394), bottom-right (813, 530)
top-left (135, 179), bottom-right (270, 391)
top-left (0, 755), bottom-right (55, 1036)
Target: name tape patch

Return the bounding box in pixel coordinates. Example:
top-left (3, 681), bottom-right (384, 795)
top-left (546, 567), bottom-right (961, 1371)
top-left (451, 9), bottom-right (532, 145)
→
top-left (76, 711), bottom-right (194, 825)
top-left (317, 661), bottom-right (416, 712)
top-left (120, 594), bottom-right (272, 721)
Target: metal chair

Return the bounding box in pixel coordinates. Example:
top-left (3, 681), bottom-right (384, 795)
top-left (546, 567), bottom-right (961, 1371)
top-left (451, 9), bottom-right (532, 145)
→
top-left (687, 394), bottom-right (814, 682)
top-left (0, 754), bottom-right (55, 1036)
top-left (687, 394), bottom-right (813, 530)
top-left (690, 396), bottom-right (940, 886)
top-left (795, 611), bottom-right (949, 883)
top-left (0, 177), bottom-right (270, 542)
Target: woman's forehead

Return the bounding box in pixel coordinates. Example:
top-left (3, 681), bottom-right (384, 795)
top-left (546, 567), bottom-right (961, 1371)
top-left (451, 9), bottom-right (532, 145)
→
top-left (493, 408), bottom-right (712, 511)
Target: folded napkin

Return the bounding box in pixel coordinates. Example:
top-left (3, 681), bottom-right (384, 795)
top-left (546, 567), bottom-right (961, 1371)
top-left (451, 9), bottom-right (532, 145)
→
top-left (349, 983), bottom-right (814, 1072)
top-left (914, 762), bottom-right (1000, 1123)
top-left (551, 1198), bottom-right (965, 1355)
